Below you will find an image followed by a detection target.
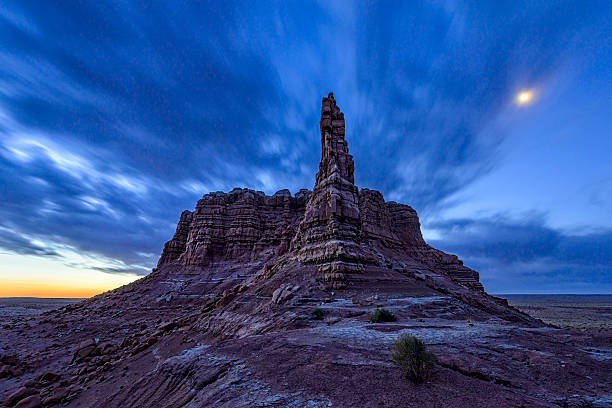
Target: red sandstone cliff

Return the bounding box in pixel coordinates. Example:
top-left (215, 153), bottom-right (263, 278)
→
top-left (158, 92), bottom-right (483, 291)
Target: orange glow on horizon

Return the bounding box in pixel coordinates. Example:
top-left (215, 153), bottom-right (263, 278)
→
top-left (0, 252), bottom-right (142, 298)
top-left (0, 281), bottom-right (119, 298)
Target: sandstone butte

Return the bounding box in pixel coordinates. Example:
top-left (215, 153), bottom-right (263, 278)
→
top-left (1, 93), bottom-right (610, 407)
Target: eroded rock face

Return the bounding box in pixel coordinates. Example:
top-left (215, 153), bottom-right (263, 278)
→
top-left (157, 210), bottom-right (193, 267)
top-left (359, 189), bottom-right (425, 246)
top-left (158, 188), bottom-right (309, 268)
top-left (291, 93), bottom-right (365, 287)
top-left (157, 92), bottom-right (482, 291)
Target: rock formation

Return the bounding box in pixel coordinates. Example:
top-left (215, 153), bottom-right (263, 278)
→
top-left (2, 93), bottom-right (609, 408)
top-left (158, 92), bottom-right (483, 291)
top-left (158, 188), bottom-right (309, 268)
top-left (291, 93), bottom-right (364, 287)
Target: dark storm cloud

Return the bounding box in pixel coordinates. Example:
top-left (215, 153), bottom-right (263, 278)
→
top-left (0, 1), bottom-right (610, 289)
top-left (429, 215), bottom-right (612, 293)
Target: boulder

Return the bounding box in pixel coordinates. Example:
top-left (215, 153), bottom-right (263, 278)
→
top-left (98, 342), bottom-right (117, 355)
top-left (5, 387), bottom-right (37, 406)
top-left (14, 394), bottom-right (41, 408)
top-left (71, 339), bottom-right (98, 363)
top-left (37, 371), bottom-right (60, 383)
top-left (42, 387), bottom-right (69, 405)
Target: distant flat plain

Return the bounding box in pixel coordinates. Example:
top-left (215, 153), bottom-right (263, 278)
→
top-left (0, 297), bottom-right (82, 324)
top-left (500, 294), bottom-right (612, 329)
top-left (1, 295), bottom-right (611, 329)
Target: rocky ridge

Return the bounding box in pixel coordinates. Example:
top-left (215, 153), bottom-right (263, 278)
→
top-left (1, 93), bottom-right (610, 408)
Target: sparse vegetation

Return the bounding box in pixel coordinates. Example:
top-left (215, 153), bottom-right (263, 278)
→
top-left (313, 308), bottom-right (324, 320)
top-left (391, 334), bottom-right (436, 383)
top-left (369, 308), bottom-right (396, 323)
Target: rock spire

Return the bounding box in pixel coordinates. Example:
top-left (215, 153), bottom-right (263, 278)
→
top-left (156, 92), bottom-right (483, 291)
top-left (291, 92), bottom-right (365, 287)
top-left (316, 92), bottom-right (354, 185)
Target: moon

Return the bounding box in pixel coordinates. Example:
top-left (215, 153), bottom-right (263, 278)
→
top-left (517, 91), bottom-right (532, 104)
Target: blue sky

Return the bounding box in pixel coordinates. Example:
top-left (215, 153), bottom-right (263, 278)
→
top-left (0, 0), bottom-right (610, 294)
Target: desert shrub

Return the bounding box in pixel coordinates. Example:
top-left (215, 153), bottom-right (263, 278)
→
top-left (391, 334), bottom-right (436, 383)
top-left (324, 317), bottom-right (337, 326)
top-left (369, 308), bottom-right (396, 323)
top-left (313, 308), bottom-right (324, 320)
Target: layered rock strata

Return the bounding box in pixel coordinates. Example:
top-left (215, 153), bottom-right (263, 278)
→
top-left (157, 210), bottom-right (193, 267)
top-left (158, 188), bottom-right (309, 268)
top-left (291, 93), bottom-right (366, 287)
top-left (158, 92), bottom-right (483, 291)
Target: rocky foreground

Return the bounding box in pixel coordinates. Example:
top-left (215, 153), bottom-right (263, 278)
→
top-left (1, 94), bottom-right (611, 407)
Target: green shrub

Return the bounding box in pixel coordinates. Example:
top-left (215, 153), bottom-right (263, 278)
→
top-left (313, 308), bottom-right (324, 320)
top-left (369, 308), bottom-right (396, 323)
top-left (391, 334), bottom-right (436, 383)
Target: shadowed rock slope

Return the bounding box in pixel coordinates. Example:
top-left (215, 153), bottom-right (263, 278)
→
top-left (1, 93), bottom-right (610, 408)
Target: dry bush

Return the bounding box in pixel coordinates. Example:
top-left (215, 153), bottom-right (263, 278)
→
top-left (369, 308), bottom-right (396, 323)
top-left (391, 334), bottom-right (436, 383)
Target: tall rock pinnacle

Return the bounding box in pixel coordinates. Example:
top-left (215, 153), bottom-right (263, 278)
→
top-left (156, 91), bottom-right (484, 291)
top-left (302, 92), bottom-right (360, 225)
top-left (293, 93), bottom-right (361, 242)
top-left (291, 93), bottom-right (364, 287)
top-left (316, 92), bottom-right (355, 185)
